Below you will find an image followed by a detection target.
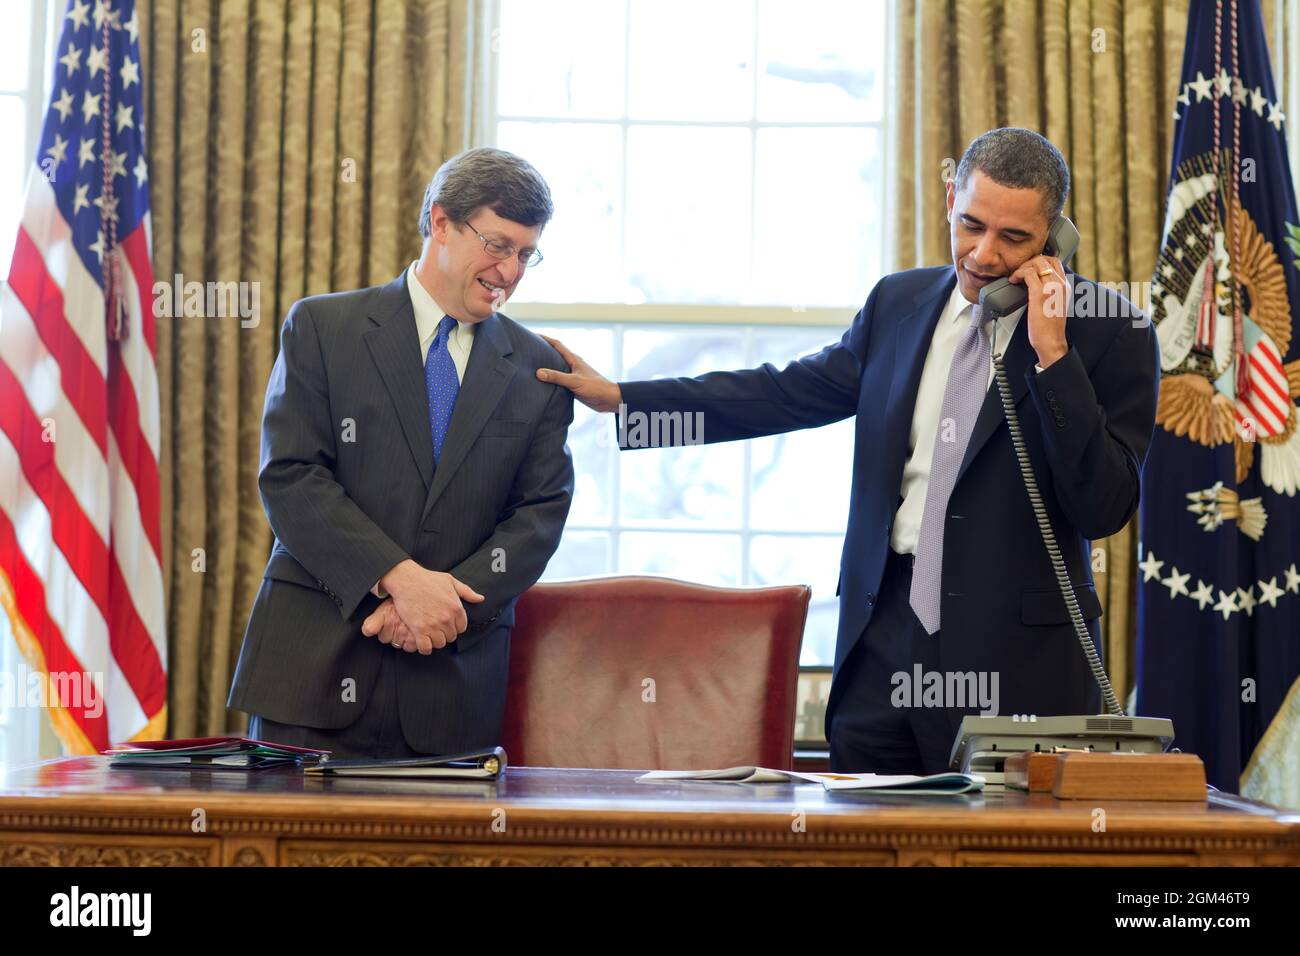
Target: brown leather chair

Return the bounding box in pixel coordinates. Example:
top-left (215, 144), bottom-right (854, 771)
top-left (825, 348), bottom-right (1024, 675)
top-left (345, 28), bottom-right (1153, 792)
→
top-left (501, 576), bottom-right (811, 770)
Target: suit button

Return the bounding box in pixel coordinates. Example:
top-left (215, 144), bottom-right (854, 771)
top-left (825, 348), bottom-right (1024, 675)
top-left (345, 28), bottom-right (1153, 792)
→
top-left (1045, 390), bottom-right (1056, 400)
top-left (1055, 416), bottom-right (1066, 428)
top-left (865, 593), bottom-right (875, 607)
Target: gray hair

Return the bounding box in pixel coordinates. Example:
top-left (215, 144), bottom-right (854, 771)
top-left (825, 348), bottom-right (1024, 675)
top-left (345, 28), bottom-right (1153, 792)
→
top-left (418, 147), bottom-right (554, 237)
top-left (954, 128), bottom-right (1070, 220)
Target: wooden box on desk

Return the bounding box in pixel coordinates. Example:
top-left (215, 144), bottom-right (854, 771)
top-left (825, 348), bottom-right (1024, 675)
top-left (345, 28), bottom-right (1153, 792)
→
top-left (1004, 751), bottom-right (1207, 801)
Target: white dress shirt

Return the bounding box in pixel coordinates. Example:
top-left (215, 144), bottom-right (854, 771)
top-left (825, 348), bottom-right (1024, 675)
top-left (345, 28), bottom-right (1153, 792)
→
top-left (371, 266), bottom-right (479, 599)
top-left (890, 283), bottom-right (1029, 556)
top-left (406, 261), bottom-right (475, 382)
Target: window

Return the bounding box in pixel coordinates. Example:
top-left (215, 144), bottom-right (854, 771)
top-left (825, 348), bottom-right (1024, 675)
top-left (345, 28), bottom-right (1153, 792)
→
top-left (495, 0), bottom-right (888, 308)
top-left (0, 0), bottom-right (53, 277)
top-left (490, 0), bottom-right (892, 665)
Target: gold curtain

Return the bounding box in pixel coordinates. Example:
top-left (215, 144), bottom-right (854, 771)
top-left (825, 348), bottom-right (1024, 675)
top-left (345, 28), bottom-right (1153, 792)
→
top-left (137, 0), bottom-right (480, 738)
top-left (889, 0), bottom-right (1217, 705)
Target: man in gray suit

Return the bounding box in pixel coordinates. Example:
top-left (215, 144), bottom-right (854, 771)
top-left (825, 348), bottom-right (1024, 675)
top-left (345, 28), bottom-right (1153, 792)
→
top-left (228, 148), bottom-right (575, 758)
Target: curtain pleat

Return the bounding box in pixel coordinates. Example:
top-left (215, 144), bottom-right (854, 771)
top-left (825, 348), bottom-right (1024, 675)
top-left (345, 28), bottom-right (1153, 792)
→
top-left (170, 0), bottom-right (213, 739)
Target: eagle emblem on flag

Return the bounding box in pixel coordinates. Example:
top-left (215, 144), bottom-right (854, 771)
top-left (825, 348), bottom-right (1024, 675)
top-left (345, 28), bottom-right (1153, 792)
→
top-left (1150, 150), bottom-right (1300, 526)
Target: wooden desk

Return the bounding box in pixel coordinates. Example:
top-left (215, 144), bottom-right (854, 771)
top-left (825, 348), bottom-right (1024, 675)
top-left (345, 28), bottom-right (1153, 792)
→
top-left (1, 757), bottom-right (1297, 866)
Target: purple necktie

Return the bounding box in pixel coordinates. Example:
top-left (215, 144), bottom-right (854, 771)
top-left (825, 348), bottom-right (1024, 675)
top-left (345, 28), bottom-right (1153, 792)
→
top-left (909, 303), bottom-right (989, 635)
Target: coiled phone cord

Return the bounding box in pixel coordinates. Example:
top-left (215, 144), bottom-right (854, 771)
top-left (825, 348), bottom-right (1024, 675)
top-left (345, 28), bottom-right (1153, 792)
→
top-left (988, 340), bottom-right (1125, 718)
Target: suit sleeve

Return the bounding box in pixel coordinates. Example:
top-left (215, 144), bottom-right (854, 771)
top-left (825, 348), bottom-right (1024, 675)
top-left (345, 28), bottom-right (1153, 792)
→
top-left (445, 383), bottom-right (575, 649)
top-left (258, 300), bottom-right (410, 619)
top-left (616, 283), bottom-right (879, 445)
top-left (1026, 305), bottom-right (1160, 540)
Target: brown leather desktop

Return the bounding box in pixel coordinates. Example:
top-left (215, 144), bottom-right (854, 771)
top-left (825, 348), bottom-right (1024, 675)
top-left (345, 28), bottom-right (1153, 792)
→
top-left (501, 576), bottom-right (811, 770)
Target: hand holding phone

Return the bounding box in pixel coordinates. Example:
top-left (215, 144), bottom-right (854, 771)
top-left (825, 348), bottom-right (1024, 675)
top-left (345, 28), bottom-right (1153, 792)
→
top-left (978, 216), bottom-right (1079, 317)
top-left (980, 216), bottom-right (1080, 368)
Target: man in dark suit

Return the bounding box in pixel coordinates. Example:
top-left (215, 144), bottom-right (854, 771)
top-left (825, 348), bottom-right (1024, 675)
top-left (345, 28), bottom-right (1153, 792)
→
top-left (229, 148), bottom-right (575, 758)
top-left (537, 128), bottom-right (1159, 774)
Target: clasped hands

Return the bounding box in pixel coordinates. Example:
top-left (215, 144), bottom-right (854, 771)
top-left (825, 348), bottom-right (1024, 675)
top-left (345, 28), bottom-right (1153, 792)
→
top-left (360, 559), bottom-right (485, 655)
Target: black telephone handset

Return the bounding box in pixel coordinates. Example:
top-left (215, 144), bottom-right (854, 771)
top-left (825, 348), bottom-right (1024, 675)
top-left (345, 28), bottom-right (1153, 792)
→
top-left (977, 216), bottom-right (1081, 318)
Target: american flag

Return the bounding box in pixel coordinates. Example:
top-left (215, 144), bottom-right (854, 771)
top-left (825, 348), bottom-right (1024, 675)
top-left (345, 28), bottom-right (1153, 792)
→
top-left (0, 0), bottom-right (165, 753)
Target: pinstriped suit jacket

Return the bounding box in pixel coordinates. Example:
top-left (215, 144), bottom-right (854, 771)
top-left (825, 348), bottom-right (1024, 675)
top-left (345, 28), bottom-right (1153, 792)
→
top-left (227, 271), bottom-right (574, 754)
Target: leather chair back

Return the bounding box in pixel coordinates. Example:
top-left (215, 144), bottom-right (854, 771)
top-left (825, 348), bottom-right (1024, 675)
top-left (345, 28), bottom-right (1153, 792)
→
top-left (501, 576), bottom-right (810, 770)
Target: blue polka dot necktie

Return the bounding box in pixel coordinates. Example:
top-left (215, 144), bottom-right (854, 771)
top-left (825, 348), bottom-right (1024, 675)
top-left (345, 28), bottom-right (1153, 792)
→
top-left (425, 315), bottom-right (460, 465)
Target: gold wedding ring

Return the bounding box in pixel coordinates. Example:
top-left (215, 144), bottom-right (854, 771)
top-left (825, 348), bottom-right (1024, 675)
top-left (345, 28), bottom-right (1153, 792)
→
top-left (1037, 267), bottom-right (1054, 277)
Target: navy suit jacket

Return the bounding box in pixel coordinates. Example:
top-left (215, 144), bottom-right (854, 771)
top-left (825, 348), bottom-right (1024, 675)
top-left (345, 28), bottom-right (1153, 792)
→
top-left (619, 266), bottom-right (1159, 739)
top-left (228, 272), bottom-right (574, 754)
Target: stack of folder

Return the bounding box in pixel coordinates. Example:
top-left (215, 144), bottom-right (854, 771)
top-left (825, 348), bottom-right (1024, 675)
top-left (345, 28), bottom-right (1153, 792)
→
top-left (102, 739), bottom-right (508, 779)
top-left (102, 736), bottom-right (329, 770)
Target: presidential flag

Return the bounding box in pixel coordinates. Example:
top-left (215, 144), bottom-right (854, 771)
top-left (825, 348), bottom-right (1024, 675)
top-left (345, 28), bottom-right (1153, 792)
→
top-left (1137, 0), bottom-right (1300, 795)
top-left (0, 0), bottom-right (166, 752)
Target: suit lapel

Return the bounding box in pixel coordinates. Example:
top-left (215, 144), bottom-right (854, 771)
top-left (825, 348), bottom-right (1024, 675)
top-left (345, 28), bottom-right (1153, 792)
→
top-left (956, 309), bottom-right (1035, 484)
top-left (883, 269), bottom-right (956, 465)
top-left (420, 313), bottom-right (516, 521)
top-left (364, 272), bottom-right (434, 492)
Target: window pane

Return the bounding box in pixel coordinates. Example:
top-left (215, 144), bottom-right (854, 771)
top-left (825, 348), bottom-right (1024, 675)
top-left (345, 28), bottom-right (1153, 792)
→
top-left (619, 326), bottom-right (746, 528)
top-left (497, 0), bottom-right (625, 119)
top-left (620, 531), bottom-right (741, 585)
top-left (749, 420), bottom-right (854, 532)
top-left (625, 125), bottom-right (752, 303)
top-left (800, 601), bottom-right (840, 666)
top-left (627, 0), bottom-right (753, 121)
top-left (0, 95), bottom-right (26, 274)
top-left (746, 328), bottom-right (853, 532)
top-left (622, 326), bottom-right (746, 379)
top-left (752, 126), bottom-right (882, 307)
top-left (0, 1), bottom-right (30, 92)
top-left (749, 534), bottom-right (843, 665)
top-left (542, 531), bottom-right (611, 580)
top-left (757, 0), bottom-right (885, 122)
top-left (497, 121), bottom-right (626, 303)
top-left (747, 332), bottom-right (853, 530)
top-left (620, 442), bottom-right (745, 528)
top-left (522, 325), bottom-right (616, 524)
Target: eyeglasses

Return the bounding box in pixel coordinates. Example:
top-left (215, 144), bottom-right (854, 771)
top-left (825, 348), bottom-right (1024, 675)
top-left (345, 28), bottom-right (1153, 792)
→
top-left (463, 219), bottom-right (543, 267)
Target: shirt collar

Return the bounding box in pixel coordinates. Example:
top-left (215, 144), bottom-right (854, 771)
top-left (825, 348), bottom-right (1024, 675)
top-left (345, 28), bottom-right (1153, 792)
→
top-left (405, 262), bottom-right (477, 346)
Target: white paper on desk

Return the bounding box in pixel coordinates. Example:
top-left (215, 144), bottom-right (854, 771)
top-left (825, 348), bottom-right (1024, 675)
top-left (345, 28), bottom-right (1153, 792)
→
top-left (637, 767), bottom-right (834, 784)
top-left (817, 772), bottom-right (986, 794)
top-left (637, 768), bottom-right (985, 793)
